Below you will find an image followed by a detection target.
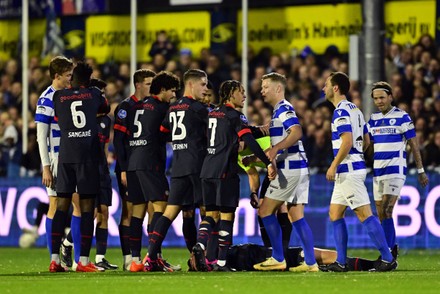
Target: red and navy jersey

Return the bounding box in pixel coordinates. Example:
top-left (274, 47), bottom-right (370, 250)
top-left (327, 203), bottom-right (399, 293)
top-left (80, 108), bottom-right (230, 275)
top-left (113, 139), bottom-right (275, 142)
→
top-left (128, 96), bottom-right (169, 172)
top-left (160, 96), bottom-right (208, 177)
top-left (53, 87), bottom-right (108, 164)
top-left (200, 104), bottom-right (251, 179)
top-left (98, 115), bottom-right (111, 175)
top-left (113, 95), bottom-right (143, 172)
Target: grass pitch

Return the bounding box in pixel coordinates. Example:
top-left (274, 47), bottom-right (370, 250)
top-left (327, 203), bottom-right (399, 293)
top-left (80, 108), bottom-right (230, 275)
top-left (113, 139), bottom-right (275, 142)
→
top-left (0, 247), bottom-right (439, 294)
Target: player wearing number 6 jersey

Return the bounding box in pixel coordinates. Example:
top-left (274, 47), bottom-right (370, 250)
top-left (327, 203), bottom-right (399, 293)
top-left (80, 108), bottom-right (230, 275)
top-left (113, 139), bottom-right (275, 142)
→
top-left (145, 69), bottom-right (209, 272)
top-left (51, 62), bottom-right (109, 272)
top-left (125, 71), bottom-right (180, 272)
top-left (323, 72), bottom-right (396, 272)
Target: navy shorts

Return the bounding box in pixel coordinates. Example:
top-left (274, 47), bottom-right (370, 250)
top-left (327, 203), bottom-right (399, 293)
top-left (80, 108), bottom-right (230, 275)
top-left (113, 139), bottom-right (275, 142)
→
top-left (127, 170), bottom-right (169, 205)
top-left (57, 162), bottom-right (100, 196)
top-left (168, 174), bottom-right (201, 209)
top-left (202, 174), bottom-right (240, 209)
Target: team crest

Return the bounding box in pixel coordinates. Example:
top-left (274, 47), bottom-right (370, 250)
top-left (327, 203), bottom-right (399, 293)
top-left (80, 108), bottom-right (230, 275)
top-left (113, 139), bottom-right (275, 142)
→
top-left (117, 109), bottom-right (127, 119)
top-left (337, 110), bottom-right (342, 116)
top-left (390, 119), bottom-right (396, 125)
top-left (240, 114), bottom-right (248, 124)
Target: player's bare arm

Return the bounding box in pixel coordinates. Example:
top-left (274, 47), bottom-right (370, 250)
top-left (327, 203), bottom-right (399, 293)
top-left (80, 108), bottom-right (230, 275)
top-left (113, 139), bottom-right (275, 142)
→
top-left (408, 137), bottom-right (429, 187)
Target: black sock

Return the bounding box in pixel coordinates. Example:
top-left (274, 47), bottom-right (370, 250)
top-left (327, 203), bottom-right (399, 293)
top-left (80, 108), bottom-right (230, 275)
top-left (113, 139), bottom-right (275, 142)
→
top-left (150, 212), bottom-right (163, 233)
top-left (277, 213), bottom-right (292, 250)
top-left (51, 210), bottom-right (67, 254)
top-left (66, 230), bottom-right (73, 243)
top-left (148, 216), bottom-right (172, 260)
top-left (347, 257), bottom-right (376, 271)
top-left (182, 216), bottom-right (197, 253)
top-left (258, 216), bottom-right (271, 247)
top-left (118, 224), bottom-right (131, 256)
top-left (35, 202), bottom-right (49, 227)
top-left (80, 212), bottom-right (94, 258)
top-left (130, 217), bottom-right (144, 258)
top-left (206, 221), bottom-right (219, 262)
top-left (95, 227), bottom-right (108, 256)
top-left (197, 216), bottom-right (216, 248)
top-left (218, 220), bottom-right (233, 262)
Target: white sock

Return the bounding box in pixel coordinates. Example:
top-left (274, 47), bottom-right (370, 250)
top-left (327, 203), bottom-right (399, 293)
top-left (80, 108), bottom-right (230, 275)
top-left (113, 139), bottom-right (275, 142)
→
top-left (132, 256), bottom-right (141, 264)
top-left (79, 256), bottom-right (89, 265)
top-left (96, 254), bottom-right (105, 263)
top-left (217, 260), bottom-right (226, 266)
top-left (51, 254), bottom-right (60, 264)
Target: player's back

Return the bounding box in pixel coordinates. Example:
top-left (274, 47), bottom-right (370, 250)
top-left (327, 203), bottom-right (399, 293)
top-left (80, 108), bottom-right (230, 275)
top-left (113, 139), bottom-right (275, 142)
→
top-left (162, 96), bottom-right (208, 177)
top-left (53, 87), bottom-right (107, 163)
top-left (331, 100), bottom-right (366, 173)
top-left (35, 86), bottom-right (60, 157)
top-left (368, 107), bottom-right (415, 180)
top-left (127, 96), bottom-right (169, 172)
top-left (201, 104), bottom-right (248, 179)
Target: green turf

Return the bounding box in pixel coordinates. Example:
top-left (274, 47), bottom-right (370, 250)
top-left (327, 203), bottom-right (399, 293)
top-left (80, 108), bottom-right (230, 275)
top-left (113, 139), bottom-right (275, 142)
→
top-left (0, 248), bottom-right (439, 293)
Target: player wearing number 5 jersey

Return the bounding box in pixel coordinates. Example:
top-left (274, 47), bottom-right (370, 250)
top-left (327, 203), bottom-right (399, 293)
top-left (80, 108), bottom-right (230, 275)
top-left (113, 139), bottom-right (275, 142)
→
top-left (125, 71), bottom-right (180, 272)
top-left (145, 69), bottom-right (209, 271)
top-left (50, 62), bottom-right (109, 272)
top-left (323, 72), bottom-right (396, 272)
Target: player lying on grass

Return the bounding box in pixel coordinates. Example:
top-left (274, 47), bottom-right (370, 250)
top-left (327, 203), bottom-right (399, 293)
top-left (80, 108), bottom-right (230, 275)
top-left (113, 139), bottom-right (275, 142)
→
top-left (188, 243), bottom-right (398, 272)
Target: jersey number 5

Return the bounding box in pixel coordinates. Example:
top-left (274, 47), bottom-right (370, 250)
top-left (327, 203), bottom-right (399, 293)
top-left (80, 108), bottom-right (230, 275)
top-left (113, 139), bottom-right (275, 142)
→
top-left (170, 111), bottom-right (186, 140)
top-left (133, 109), bottom-right (144, 138)
top-left (70, 101), bottom-right (86, 128)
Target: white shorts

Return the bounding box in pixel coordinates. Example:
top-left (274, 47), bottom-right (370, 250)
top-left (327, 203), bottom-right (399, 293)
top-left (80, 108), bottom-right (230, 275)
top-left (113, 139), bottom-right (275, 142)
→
top-left (46, 155), bottom-right (58, 197)
top-left (373, 178), bottom-right (405, 201)
top-left (265, 171), bottom-right (309, 205)
top-left (331, 172), bottom-right (370, 210)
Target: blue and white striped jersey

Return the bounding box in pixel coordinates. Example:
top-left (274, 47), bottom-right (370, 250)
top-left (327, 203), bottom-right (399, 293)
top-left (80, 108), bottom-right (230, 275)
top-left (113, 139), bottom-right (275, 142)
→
top-left (331, 100), bottom-right (366, 174)
top-left (35, 86), bottom-right (60, 157)
top-left (269, 99), bottom-right (308, 175)
top-left (367, 107), bottom-right (415, 180)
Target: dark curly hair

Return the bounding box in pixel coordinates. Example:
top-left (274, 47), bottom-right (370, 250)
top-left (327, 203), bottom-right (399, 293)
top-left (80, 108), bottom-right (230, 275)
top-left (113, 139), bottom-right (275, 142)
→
top-left (150, 71), bottom-right (180, 95)
top-left (219, 80), bottom-right (242, 105)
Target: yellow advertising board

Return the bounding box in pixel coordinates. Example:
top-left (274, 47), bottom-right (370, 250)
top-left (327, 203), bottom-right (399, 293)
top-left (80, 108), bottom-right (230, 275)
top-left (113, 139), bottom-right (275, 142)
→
top-left (385, 0), bottom-right (435, 45)
top-left (86, 11), bottom-right (210, 64)
top-left (0, 19), bottom-right (46, 62)
top-left (238, 0), bottom-right (435, 55)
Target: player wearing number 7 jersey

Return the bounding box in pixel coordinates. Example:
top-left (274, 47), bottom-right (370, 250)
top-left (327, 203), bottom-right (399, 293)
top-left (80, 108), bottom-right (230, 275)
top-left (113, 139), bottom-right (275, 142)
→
top-left (51, 62), bottom-right (109, 272)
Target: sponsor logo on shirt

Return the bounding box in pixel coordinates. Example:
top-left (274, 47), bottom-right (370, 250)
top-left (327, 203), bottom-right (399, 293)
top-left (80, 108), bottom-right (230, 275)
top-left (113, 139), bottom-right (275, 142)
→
top-left (37, 106), bottom-right (46, 113)
top-left (372, 128), bottom-right (397, 135)
top-left (117, 109), bottom-right (127, 119)
top-left (336, 117), bottom-right (348, 126)
top-left (240, 114), bottom-right (248, 124)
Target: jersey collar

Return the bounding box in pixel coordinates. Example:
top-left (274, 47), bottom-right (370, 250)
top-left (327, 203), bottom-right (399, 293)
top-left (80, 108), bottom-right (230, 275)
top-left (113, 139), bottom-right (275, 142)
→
top-left (225, 103), bottom-right (234, 109)
top-left (131, 95), bottom-right (140, 102)
top-left (336, 99), bottom-right (348, 109)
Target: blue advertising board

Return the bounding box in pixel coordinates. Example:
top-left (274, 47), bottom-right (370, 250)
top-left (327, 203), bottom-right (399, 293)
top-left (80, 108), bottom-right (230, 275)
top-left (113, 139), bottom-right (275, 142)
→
top-left (1, 173), bottom-right (439, 249)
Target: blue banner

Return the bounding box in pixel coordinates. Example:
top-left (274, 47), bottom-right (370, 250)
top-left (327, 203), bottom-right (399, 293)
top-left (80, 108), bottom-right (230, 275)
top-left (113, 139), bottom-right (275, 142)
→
top-left (1, 173), bottom-right (439, 248)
